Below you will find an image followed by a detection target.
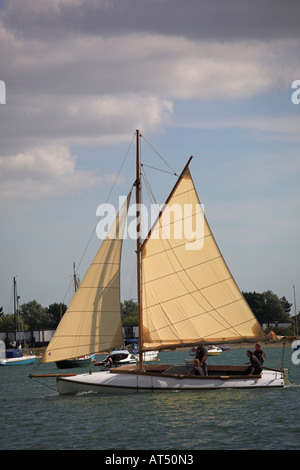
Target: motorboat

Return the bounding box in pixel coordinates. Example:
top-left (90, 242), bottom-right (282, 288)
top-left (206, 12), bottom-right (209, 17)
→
top-left (94, 350), bottom-right (137, 368)
top-left (125, 339), bottom-right (159, 361)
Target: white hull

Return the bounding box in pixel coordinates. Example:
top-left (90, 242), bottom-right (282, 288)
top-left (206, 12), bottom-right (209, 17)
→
top-left (138, 351), bottom-right (159, 361)
top-left (0, 355), bottom-right (36, 366)
top-left (96, 350), bottom-right (159, 369)
top-left (56, 365), bottom-right (289, 395)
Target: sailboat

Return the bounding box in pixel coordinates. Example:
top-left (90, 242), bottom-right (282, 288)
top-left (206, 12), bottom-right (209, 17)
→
top-left (0, 278), bottom-right (36, 366)
top-left (55, 264), bottom-right (95, 369)
top-left (30, 131), bottom-right (289, 393)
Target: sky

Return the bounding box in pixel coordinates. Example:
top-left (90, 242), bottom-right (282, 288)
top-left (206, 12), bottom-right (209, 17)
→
top-left (0, 0), bottom-right (299, 315)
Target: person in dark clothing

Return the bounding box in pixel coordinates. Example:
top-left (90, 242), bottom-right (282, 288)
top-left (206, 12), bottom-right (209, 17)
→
top-left (188, 359), bottom-right (204, 376)
top-left (244, 350), bottom-right (262, 376)
top-left (195, 345), bottom-right (208, 376)
top-left (253, 343), bottom-right (266, 365)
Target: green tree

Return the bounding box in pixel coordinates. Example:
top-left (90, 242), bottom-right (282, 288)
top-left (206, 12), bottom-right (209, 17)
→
top-left (121, 299), bottom-right (138, 326)
top-left (46, 303), bottom-right (67, 328)
top-left (243, 290), bottom-right (291, 325)
top-left (20, 300), bottom-right (52, 329)
top-left (280, 296), bottom-right (292, 316)
top-left (243, 292), bottom-right (265, 322)
top-left (0, 313), bottom-right (16, 332)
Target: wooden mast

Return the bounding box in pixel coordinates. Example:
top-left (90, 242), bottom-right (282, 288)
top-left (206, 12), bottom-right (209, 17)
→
top-left (136, 130), bottom-right (143, 370)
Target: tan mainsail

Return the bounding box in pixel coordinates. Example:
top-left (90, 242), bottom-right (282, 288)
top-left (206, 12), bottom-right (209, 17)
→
top-left (141, 166), bottom-right (264, 351)
top-left (42, 192), bottom-right (131, 363)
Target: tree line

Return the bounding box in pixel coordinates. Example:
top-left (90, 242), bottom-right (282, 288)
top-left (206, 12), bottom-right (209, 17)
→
top-left (0, 290), bottom-right (299, 335)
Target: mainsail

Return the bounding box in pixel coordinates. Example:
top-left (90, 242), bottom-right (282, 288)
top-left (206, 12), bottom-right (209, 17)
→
top-left (42, 192), bottom-right (131, 364)
top-left (141, 164), bottom-right (264, 351)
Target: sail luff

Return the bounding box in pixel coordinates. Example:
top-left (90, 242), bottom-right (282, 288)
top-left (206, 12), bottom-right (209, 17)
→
top-left (41, 191), bottom-right (131, 364)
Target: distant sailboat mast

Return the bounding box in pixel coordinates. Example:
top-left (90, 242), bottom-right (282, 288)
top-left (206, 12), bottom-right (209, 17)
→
top-left (293, 285), bottom-right (299, 337)
top-left (135, 129), bottom-right (143, 370)
top-left (73, 262), bottom-right (79, 292)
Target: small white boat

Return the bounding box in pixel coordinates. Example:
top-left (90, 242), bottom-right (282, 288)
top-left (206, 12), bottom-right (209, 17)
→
top-left (125, 340), bottom-right (159, 361)
top-left (0, 279), bottom-right (36, 367)
top-left (140, 350), bottom-right (159, 361)
top-left (207, 345), bottom-right (222, 355)
top-left (0, 342), bottom-right (35, 366)
top-left (0, 351), bottom-right (36, 366)
top-left (94, 350), bottom-right (137, 368)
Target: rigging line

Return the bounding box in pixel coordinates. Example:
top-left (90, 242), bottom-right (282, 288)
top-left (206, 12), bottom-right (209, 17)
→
top-left (30, 376), bottom-right (58, 393)
top-left (141, 170), bottom-right (157, 209)
top-left (62, 275), bottom-right (75, 304)
top-left (141, 134), bottom-right (178, 175)
top-left (75, 132), bottom-right (135, 274)
top-left (141, 163), bottom-right (177, 176)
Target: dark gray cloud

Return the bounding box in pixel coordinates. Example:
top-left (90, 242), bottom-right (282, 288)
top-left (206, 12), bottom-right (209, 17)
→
top-left (0, 0), bottom-right (299, 162)
top-left (2, 0), bottom-right (300, 42)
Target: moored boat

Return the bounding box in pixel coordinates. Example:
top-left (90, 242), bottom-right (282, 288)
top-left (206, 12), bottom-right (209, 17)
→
top-left (0, 278), bottom-right (36, 367)
top-left (94, 350), bottom-right (137, 368)
top-left (0, 348), bottom-right (36, 366)
top-left (125, 339), bottom-right (159, 361)
top-left (56, 354), bottom-right (95, 369)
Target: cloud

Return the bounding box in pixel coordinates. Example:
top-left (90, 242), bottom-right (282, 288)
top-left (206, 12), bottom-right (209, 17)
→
top-left (0, 145), bottom-right (122, 204)
top-left (0, 0), bottom-right (299, 203)
top-left (172, 115), bottom-right (300, 143)
top-left (2, 21), bottom-right (298, 100)
top-left (0, 146), bottom-right (75, 179)
top-left (2, 0), bottom-right (300, 42)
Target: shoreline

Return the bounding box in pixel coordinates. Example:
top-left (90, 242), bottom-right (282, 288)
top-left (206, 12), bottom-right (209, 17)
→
top-left (29, 338), bottom-right (295, 357)
top-left (224, 340), bottom-right (294, 350)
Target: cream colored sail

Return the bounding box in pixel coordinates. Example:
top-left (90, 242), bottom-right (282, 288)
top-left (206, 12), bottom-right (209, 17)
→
top-left (141, 166), bottom-right (264, 351)
top-left (42, 192), bottom-right (131, 363)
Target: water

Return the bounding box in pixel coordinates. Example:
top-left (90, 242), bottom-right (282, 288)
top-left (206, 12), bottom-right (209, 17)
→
top-left (1, 348), bottom-right (299, 450)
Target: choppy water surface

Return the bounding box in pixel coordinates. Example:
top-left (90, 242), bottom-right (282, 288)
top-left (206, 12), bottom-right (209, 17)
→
top-left (1, 348), bottom-right (299, 450)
